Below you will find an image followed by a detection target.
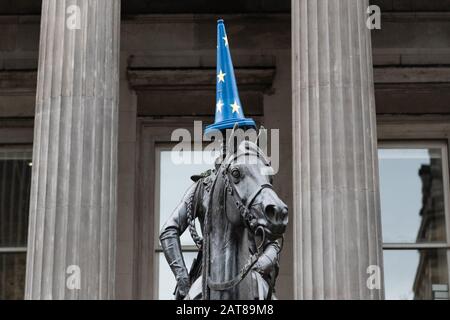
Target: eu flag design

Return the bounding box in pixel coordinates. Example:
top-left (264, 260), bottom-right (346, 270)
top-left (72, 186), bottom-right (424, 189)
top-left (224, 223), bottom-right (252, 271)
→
top-left (204, 19), bottom-right (256, 135)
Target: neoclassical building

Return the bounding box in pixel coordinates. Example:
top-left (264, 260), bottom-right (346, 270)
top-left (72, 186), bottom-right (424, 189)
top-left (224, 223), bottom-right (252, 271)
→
top-left (0, 0), bottom-right (450, 300)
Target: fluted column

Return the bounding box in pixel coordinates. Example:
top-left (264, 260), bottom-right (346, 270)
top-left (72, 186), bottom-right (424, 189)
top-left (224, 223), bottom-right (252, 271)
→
top-left (292, 0), bottom-right (384, 299)
top-left (25, 0), bottom-right (120, 299)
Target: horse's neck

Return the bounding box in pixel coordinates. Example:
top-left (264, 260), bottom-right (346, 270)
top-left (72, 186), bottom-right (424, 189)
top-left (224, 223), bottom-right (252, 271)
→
top-left (207, 201), bottom-right (253, 299)
top-left (209, 212), bottom-right (247, 271)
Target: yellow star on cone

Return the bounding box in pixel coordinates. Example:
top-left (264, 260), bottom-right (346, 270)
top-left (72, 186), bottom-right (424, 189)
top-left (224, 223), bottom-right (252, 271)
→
top-left (231, 101), bottom-right (240, 114)
top-left (217, 70), bottom-right (226, 83)
top-left (216, 100), bottom-right (224, 112)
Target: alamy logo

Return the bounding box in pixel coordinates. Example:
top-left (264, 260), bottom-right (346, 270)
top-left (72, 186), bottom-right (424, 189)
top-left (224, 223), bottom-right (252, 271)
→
top-left (366, 265), bottom-right (381, 290)
top-left (170, 121), bottom-right (280, 175)
top-left (367, 5), bottom-right (381, 30)
top-left (66, 5), bottom-right (81, 30)
top-left (66, 265), bottom-right (81, 290)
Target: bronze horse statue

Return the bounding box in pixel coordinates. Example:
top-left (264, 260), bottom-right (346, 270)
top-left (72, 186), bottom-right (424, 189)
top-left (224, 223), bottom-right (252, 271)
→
top-left (160, 128), bottom-right (288, 300)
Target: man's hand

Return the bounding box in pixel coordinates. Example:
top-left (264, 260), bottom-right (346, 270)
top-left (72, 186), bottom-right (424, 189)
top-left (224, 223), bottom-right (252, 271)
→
top-left (175, 275), bottom-right (190, 300)
top-left (253, 258), bottom-right (270, 277)
top-left (252, 245), bottom-right (279, 277)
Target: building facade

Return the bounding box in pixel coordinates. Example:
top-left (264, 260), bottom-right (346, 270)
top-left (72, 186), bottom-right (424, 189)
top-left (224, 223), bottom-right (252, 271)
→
top-left (0, 0), bottom-right (450, 300)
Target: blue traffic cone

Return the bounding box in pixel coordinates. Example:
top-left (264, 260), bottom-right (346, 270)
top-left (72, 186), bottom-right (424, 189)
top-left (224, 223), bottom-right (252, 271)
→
top-left (204, 19), bottom-right (256, 135)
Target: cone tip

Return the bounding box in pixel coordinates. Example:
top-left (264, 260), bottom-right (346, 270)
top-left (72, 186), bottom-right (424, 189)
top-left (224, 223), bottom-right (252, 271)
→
top-left (217, 19), bottom-right (224, 24)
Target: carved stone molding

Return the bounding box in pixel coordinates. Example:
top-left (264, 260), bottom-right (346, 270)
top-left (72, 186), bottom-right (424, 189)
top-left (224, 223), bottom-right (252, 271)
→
top-left (127, 67), bottom-right (276, 92)
top-left (0, 70), bottom-right (37, 94)
top-left (374, 67), bottom-right (450, 84)
top-left (5, 66), bottom-right (450, 95)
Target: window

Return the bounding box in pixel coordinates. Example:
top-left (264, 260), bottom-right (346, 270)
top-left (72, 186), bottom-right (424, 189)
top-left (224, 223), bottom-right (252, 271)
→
top-left (379, 141), bottom-right (450, 300)
top-left (154, 145), bottom-right (219, 299)
top-left (0, 147), bottom-right (32, 300)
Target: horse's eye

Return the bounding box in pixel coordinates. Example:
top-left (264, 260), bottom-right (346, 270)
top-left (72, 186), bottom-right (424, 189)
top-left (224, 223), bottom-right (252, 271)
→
top-left (231, 168), bottom-right (241, 179)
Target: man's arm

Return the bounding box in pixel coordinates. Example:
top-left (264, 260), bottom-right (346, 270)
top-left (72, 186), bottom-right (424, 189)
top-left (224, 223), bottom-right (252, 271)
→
top-left (159, 182), bottom-right (198, 299)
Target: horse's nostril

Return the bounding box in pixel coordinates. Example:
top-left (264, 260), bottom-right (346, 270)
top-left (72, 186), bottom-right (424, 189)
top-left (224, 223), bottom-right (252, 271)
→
top-left (264, 205), bottom-right (276, 219)
top-left (264, 204), bottom-right (288, 226)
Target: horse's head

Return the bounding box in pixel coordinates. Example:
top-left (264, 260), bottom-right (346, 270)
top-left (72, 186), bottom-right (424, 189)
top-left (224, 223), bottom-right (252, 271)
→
top-left (218, 137), bottom-right (288, 242)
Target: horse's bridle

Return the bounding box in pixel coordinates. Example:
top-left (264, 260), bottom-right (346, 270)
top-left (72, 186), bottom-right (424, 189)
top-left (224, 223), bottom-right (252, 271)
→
top-left (206, 156), bottom-right (273, 292)
top-left (221, 162), bottom-right (273, 231)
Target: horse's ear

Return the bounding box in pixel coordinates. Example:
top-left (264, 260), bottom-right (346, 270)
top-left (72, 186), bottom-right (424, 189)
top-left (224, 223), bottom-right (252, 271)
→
top-left (226, 123), bottom-right (239, 156)
top-left (256, 125), bottom-right (266, 142)
top-left (257, 126), bottom-right (267, 150)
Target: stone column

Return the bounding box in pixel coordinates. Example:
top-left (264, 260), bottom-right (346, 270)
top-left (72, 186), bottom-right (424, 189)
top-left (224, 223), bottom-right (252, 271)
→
top-left (25, 0), bottom-right (120, 299)
top-left (292, 0), bottom-right (384, 299)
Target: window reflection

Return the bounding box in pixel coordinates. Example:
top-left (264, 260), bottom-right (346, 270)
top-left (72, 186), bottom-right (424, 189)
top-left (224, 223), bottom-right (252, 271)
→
top-left (379, 145), bottom-right (449, 300)
top-left (379, 148), bottom-right (446, 243)
top-left (384, 249), bottom-right (448, 300)
top-left (0, 148), bottom-right (32, 300)
top-left (417, 150), bottom-right (446, 243)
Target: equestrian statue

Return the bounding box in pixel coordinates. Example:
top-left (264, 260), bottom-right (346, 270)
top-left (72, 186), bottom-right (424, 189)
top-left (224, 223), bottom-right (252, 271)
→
top-left (159, 19), bottom-right (288, 300)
